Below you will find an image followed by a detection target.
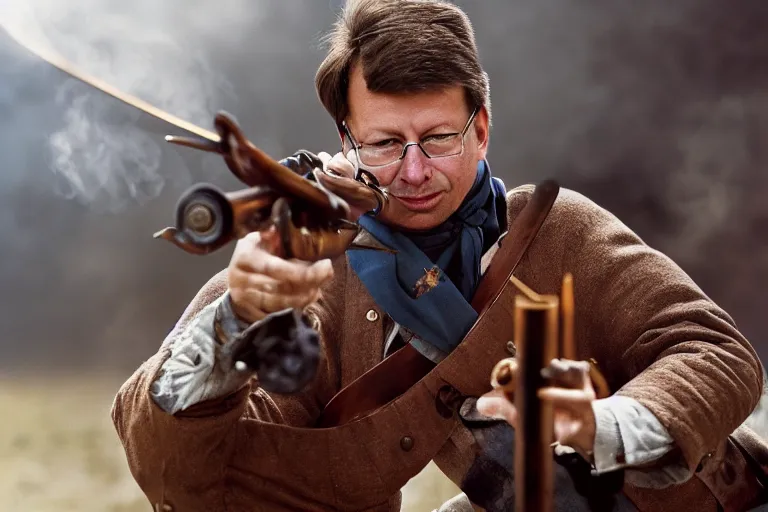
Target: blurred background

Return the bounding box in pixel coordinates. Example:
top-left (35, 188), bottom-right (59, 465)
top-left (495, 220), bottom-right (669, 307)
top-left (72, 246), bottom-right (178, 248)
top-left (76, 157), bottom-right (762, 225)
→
top-left (0, 0), bottom-right (766, 510)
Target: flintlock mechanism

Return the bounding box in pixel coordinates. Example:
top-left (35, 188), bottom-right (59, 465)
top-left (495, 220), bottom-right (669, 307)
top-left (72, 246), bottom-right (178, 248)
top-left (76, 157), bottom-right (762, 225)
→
top-left (155, 112), bottom-right (390, 259)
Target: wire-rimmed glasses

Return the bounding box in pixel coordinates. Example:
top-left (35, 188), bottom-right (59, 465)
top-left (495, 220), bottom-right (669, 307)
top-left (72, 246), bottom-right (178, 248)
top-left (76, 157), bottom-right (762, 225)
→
top-left (341, 106), bottom-right (479, 172)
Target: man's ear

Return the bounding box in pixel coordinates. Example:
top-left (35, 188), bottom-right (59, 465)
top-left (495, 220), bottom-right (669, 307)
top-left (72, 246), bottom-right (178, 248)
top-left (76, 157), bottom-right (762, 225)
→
top-left (474, 106), bottom-right (490, 159)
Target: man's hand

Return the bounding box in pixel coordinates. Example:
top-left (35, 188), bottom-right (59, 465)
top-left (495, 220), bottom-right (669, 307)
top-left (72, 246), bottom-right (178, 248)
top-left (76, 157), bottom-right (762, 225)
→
top-left (228, 229), bottom-right (334, 324)
top-left (318, 150), bottom-right (357, 179)
top-left (476, 358), bottom-right (598, 460)
top-left (314, 151), bottom-right (379, 220)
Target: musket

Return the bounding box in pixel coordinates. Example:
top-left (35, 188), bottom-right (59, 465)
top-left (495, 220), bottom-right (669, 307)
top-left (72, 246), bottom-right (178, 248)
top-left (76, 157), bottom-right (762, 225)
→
top-left (490, 273), bottom-right (610, 512)
top-left (0, 22), bottom-right (390, 261)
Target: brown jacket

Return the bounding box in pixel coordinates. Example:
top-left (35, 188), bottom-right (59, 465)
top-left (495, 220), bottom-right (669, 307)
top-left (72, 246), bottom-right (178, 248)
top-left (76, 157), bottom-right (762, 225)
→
top-left (112, 186), bottom-right (765, 511)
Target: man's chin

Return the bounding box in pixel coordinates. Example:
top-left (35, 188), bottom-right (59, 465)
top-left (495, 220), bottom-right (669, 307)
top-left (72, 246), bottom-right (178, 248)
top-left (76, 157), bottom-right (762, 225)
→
top-left (379, 209), bottom-right (451, 232)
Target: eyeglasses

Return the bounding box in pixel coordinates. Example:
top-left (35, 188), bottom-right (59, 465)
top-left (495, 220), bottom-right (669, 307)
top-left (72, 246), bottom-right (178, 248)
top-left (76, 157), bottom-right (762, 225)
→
top-left (341, 106), bottom-right (479, 170)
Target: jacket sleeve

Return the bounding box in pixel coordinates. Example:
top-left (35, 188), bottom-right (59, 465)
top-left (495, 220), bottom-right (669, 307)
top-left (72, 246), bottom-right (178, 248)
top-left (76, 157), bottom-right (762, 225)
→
top-left (149, 290), bottom-right (252, 414)
top-left (591, 395), bottom-right (691, 488)
top-left (551, 190), bottom-right (764, 474)
top-left (110, 269), bottom-right (273, 509)
top-left (111, 260), bottom-right (346, 509)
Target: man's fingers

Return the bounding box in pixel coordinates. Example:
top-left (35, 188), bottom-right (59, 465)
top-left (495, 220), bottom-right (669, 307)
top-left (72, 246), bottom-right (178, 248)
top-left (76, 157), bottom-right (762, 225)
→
top-left (538, 387), bottom-right (593, 414)
top-left (230, 266), bottom-right (325, 320)
top-left (240, 272), bottom-right (282, 293)
top-left (542, 358), bottom-right (592, 389)
top-left (292, 258), bottom-right (334, 286)
top-left (306, 288), bottom-right (321, 306)
top-left (553, 416), bottom-right (584, 446)
top-left (318, 151), bottom-right (333, 170)
top-left (240, 251), bottom-right (334, 287)
top-left (230, 296), bottom-right (267, 323)
top-left (327, 151), bottom-right (356, 178)
top-left (241, 272), bottom-right (312, 296)
top-left (228, 227), bottom-right (335, 323)
top-left (240, 288), bottom-right (320, 314)
top-left (241, 227), bottom-right (282, 255)
top-left (476, 389), bottom-right (518, 425)
top-left (538, 387), bottom-right (592, 402)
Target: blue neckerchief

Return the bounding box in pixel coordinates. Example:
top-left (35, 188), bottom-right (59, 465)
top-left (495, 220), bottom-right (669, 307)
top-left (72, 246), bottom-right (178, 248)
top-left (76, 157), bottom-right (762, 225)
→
top-left (348, 160), bottom-right (506, 354)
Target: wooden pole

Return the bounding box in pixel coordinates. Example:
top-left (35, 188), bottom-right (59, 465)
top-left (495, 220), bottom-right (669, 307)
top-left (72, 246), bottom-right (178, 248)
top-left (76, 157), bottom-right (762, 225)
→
top-left (513, 294), bottom-right (559, 512)
top-left (560, 273), bottom-right (576, 360)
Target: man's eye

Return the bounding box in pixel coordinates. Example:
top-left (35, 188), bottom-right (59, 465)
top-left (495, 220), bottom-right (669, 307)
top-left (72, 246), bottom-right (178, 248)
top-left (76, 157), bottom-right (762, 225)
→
top-left (368, 139), bottom-right (398, 147)
top-left (424, 134), bottom-right (454, 142)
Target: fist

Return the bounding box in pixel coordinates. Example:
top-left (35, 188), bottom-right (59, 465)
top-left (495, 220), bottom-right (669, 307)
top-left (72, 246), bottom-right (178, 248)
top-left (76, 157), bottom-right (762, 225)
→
top-left (228, 229), bottom-right (335, 324)
top-left (476, 358), bottom-right (598, 459)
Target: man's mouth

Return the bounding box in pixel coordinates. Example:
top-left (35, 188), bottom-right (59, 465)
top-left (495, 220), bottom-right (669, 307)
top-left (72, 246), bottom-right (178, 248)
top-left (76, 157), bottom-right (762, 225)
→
top-left (394, 191), bottom-right (443, 211)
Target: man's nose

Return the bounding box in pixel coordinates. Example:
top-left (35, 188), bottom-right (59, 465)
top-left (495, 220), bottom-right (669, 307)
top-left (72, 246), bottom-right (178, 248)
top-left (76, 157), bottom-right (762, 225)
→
top-left (398, 144), bottom-right (431, 186)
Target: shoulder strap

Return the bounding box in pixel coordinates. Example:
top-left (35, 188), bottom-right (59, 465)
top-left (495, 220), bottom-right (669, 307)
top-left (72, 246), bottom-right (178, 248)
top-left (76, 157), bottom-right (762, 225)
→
top-left (694, 426), bottom-right (768, 511)
top-left (316, 180), bottom-right (561, 428)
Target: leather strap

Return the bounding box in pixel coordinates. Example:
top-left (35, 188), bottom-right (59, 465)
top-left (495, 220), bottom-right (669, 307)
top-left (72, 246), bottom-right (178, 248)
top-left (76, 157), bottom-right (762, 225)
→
top-left (730, 425), bottom-right (768, 489)
top-left (694, 433), bottom-right (766, 512)
top-left (695, 426), bottom-right (768, 511)
top-left (316, 181), bottom-right (560, 428)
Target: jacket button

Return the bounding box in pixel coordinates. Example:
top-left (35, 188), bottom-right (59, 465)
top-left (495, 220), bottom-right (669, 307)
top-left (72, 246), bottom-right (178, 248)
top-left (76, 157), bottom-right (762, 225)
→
top-left (400, 436), bottom-right (415, 452)
top-left (366, 309), bottom-right (379, 322)
top-left (506, 340), bottom-right (517, 356)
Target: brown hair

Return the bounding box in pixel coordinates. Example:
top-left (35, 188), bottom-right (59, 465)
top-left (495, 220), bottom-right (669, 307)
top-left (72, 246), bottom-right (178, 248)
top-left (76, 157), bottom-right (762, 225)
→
top-left (315, 0), bottom-right (491, 127)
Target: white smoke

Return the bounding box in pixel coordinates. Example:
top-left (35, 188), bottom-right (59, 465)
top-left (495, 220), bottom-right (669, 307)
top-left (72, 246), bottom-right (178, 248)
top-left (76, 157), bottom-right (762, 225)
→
top-left (49, 82), bottom-right (165, 212)
top-left (663, 94), bottom-right (767, 264)
top-left (0, 0), bottom-right (251, 213)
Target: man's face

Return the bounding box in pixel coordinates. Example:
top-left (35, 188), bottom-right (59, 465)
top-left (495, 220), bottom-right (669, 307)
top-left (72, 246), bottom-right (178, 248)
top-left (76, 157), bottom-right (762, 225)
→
top-left (344, 65), bottom-right (489, 231)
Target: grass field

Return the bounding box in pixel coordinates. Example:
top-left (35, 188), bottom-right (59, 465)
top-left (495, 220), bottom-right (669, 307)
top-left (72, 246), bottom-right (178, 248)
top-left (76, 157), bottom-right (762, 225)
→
top-left (0, 375), bottom-right (459, 512)
top-left (2, 375), bottom-right (764, 512)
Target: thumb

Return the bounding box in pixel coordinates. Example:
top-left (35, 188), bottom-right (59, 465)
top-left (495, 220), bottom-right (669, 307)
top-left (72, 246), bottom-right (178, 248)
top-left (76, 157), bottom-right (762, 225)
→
top-left (317, 151), bottom-right (333, 170)
top-left (476, 390), bottom-right (517, 426)
top-left (327, 151), bottom-right (356, 178)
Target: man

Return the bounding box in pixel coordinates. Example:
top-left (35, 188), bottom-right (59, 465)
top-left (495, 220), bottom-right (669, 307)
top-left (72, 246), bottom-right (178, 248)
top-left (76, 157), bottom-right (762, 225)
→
top-left (111, 0), bottom-right (767, 511)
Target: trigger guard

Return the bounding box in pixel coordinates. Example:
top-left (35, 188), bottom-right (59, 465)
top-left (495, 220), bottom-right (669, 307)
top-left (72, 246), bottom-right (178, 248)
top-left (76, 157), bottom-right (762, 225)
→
top-left (354, 169), bottom-right (384, 216)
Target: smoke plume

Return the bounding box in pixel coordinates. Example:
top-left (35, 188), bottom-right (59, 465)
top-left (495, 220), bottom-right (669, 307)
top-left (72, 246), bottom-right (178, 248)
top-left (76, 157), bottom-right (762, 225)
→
top-left (0, 0), bottom-right (238, 213)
